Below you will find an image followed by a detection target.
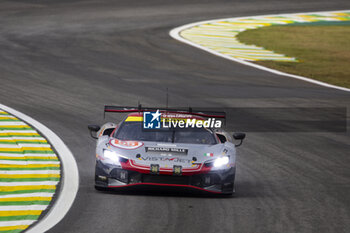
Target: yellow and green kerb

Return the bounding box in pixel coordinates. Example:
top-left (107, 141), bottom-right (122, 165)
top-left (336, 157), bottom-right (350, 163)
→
top-left (0, 110), bottom-right (61, 233)
top-left (180, 11), bottom-right (350, 62)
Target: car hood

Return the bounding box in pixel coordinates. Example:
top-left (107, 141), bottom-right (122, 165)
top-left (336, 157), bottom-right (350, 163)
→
top-left (108, 140), bottom-right (235, 168)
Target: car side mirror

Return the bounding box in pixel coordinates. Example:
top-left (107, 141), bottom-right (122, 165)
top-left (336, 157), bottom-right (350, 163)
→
top-left (88, 125), bottom-right (100, 139)
top-left (233, 132), bottom-right (245, 147)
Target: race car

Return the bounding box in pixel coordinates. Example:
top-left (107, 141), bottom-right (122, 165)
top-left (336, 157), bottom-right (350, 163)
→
top-left (88, 106), bottom-right (245, 195)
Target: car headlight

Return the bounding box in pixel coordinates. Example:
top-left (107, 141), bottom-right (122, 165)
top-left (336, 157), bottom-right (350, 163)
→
top-left (213, 156), bottom-right (229, 168)
top-left (103, 149), bottom-right (120, 163)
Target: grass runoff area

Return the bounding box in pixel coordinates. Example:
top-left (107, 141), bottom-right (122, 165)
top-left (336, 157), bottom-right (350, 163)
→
top-left (237, 21), bottom-right (350, 88)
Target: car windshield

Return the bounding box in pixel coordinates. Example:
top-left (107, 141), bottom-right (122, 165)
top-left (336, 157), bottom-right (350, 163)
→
top-left (114, 121), bottom-right (217, 145)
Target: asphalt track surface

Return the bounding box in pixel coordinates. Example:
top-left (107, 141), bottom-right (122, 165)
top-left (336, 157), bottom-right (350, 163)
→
top-left (0, 1), bottom-right (350, 232)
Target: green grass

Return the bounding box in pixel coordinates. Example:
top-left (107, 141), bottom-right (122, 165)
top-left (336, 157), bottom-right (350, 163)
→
top-left (237, 24), bottom-right (350, 88)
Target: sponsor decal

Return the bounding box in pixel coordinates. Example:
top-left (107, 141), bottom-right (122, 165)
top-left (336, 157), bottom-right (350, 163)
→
top-left (204, 153), bottom-right (214, 157)
top-left (110, 139), bottom-right (143, 149)
top-left (145, 146), bottom-right (188, 155)
top-left (139, 156), bottom-right (192, 163)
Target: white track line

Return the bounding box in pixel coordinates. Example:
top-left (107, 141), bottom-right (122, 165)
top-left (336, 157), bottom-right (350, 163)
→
top-left (0, 144), bottom-right (50, 148)
top-left (0, 171), bottom-right (60, 175)
top-left (0, 161), bottom-right (59, 165)
top-left (0, 122), bottom-right (27, 126)
top-left (0, 130), bottom-right (38, 134)
top-left (0, 153), bottom-right (58, 158)
top-left (170, 10), bottom-right (350, 92)
top-left (0, 193), bottom-right (54, 198)
top-left (0, 137), bottom-right (46, 140)
top-left (1, 144), bottom-right (50, 147)
top-left (0, 220), bottom-right (36, 227)
top-left (0, 181), bottom-right (59, 186)
top-left (0, 104), bottom-right (79, 233)
top-left (0, 205), bottom-right (48, 211)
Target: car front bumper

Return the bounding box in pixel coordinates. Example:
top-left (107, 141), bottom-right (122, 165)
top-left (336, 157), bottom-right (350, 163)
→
top-left (95, 160), bottom-right (235, 194)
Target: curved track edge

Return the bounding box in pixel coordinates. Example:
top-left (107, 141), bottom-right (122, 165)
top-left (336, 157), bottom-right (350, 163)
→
top-left (169, 10), bottom-right (350, 93)
top-left (0, 104), bottom-right (79, 233)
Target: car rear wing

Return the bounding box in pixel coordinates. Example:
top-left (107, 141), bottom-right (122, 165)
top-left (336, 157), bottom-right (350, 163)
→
top-left (104, 105), bottom-right (226, 119)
